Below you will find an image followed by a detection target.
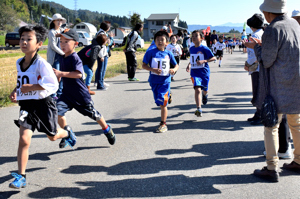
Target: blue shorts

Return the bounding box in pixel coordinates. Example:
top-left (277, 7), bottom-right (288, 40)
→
top-left (191, 76), bottom-right (209, 91)
top-left (57, 97), bottom-right (102, 121)
top-left (150, 83), bottom-right (170, 107)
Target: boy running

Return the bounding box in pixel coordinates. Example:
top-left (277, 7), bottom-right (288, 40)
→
top-left (8, 25), bottom-right (76, 189)
top-left (186, 30), bottom-right (216, 117)
top-left (53, 29), bottom-right (115, 147)
top-left (142, 31), bottom-right (179, 133)
top-left (214, 36), bottom-right (226, 67)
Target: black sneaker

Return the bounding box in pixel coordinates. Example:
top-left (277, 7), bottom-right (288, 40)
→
top-left (219, 65), bottom-right (221, 67)
top-left (60, 125), bottom-right (76, 149)
top-left (104, 124), bottom-right (115, 145)
top-left (253, 167), bottom-right (279, 182)
top-left (202, 93), bottom-right (208, 105)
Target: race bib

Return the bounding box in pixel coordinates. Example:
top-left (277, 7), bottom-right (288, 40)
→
top-left (190, 53), bottom-right (205, 69)
top-left (151, 58), bottom-right (170, 76)
top-left (16, 71), bottom-right (39, 100)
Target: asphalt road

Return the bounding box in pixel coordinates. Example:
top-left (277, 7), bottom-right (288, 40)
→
top-left (0, 49), bottom-right (299, 199)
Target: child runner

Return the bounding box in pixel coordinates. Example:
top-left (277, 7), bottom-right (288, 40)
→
top-left (227, 37), bottom-right (233, 54)
top-left (78, 34), bottom-right (108, 95)
top-left (142, 31), bottom-right (178, 133)
top-left (186, 30), bottom-right (216, 117)
top-left (166, 34), bottom-right (182, 81)
top-left (214, 36), bottom-right (226, 67)
top-left (211, 39), bottom-right (217, 62)
top-left (8, 25), bottom-right (76, 189)
top-left (53, 29), bottom-right (116, 147)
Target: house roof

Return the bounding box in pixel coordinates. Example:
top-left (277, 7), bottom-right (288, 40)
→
top-left (76, 22), bottom-right (97, 33)
top-left (147, 13), bottom-right (179, 20)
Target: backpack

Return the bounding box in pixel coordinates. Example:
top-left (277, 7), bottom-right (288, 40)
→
top-left (78, 44), bottom-right (102, 69)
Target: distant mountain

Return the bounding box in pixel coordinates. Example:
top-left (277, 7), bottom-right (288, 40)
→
top-left (188, 24), bottom-right (251, 34)
top-left (218, 22), bottom-right (245, 27)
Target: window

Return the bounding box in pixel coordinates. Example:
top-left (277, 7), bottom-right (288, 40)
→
top-left (81, 25), bottom-right (85, 29)
top-left (156, 21), bottom-right (163, 26)
top-left (78, 33), bottom-right (84, 38)
top-left (76, 25), bottom-right (81, 29)
top-left (152, 21), bottom-right (154, 25)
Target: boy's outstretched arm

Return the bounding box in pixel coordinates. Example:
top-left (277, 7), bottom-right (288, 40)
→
top-left (9, 87), bottom-right (17, 103)
top-left (170, 64), bottom-right (179, 75)
top-left (142, 62), bottom-right (162, 75)
top-left (53, 68), bottom-right (82, 79)
top-left (21, 84), bottom-right (44, 94)
top-left (186, 62), bottom-right (191, 72)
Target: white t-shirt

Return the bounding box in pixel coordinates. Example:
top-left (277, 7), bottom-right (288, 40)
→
top-left (166, 43), bottom-right (182, 57)
top-left (215, 41), bottom-right (226, 51)
top-left (16, 55), bottom-right (58, 100)
top-left (211, 43), bottom-right (217, 54)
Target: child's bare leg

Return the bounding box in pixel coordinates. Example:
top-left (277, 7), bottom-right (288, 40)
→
top-left (96, 116), bottom-right (107, 129)
top-left (18, 126), bottom-right (33, 175)
top-left (58, 115), bottom-right (67, 128)
top-left (195, 87), bottom-right (201, 108)
top-left (47, 128), bottom-right (68, 141)
top-left (203, 90), bottom-right (208, 96)
top-left (160, 105), bottom-right (167, 123)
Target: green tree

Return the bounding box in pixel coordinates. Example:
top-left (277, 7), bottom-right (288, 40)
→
top-left (74, 18), bottom-right (81, 26)
top-left (229, 28), bottom-right (240, 33)
top-left (43, 16), bottom-right (50, 29)
top-left (0, 3), bottom-right (19, 32)
top-left (129, 12), bottom-right (142, 29)
top-left (112, 23), bottom-right (119, 36)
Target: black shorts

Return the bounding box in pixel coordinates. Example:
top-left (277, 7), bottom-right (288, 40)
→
top-left (170, 56), bottom-right (180, 68)
top-left (57, 96), bottom-right (102, 121)
top-left (216, 50), bottom-right (223, 57)
top-left (228, 45), bottom-right (233, 49)
top-left (232, 45), bottom-right (235, 49)
top-left (15, 96), bottom-right (58, 136)
top-left (239, 45), bottom-right (242, 48)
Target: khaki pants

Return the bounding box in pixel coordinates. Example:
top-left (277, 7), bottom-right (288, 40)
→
top-left (264, 114), bottom-right (300, 170)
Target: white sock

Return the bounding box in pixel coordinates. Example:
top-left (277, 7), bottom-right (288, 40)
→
top-left (219, 60), bottom-right (222, 65)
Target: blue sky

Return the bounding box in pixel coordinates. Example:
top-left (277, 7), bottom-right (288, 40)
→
top-left (49, 0), bottom-right (300, 26)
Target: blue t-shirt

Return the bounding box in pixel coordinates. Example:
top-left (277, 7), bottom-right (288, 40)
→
top-left (60, 52), bottom-right (91, 105)
top-left (189, 45), bottom-right (214, 78)
top-left (228, 39), bottom-right (233, 46)
top-left (143, 48), bottom-right (177, 84)
top-left (146, 40), bottom-right (157, 52)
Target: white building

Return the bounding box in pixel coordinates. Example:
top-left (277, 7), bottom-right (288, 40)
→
top-left (110, 27), bottom-right (132, 39)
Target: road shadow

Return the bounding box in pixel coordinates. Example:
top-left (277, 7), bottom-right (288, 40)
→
top-left (28, 174), bottom-right (259, 198)
top-left (0, 146), bottom-right (107, 166)
top-left (28, 140), bottom-right (264, 198)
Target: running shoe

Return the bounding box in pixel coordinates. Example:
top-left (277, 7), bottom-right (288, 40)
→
top-left (156, 124), bottom-right (168, 133)
top-left (60, 125), bottom-right (76, 149)
top-left (9, 173), bottom-right (26, 189)
top-left (195, 109), bottom-right (202, 117)
top-left (128, 78), bottom-right (139, 81)
top-left (202, 93), bottom-right (208, 105)
top-left (104, 124), bottom-right (116, 145)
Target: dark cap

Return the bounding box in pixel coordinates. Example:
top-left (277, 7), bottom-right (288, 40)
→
top-left (56, 28), bottom-right (79, 41)
top-left (247, 14), bottom-right (264, 29)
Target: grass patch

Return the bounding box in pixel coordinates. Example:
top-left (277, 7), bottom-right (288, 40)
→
top-left (0, 35), bottom-right (5, 46)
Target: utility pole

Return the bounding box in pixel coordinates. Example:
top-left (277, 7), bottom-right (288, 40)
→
top-left (74, 0), bottom-right (78, 19)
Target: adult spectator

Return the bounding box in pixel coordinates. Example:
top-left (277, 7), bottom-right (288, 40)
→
top-left (210, 30), bottom-right (218, 42)
top-left (47, 13), bottom-right (66, 100)
top-left (247, 0), bottom-right (300, 182)
top-left (292, 10), bottom-right (300, 25)
top-left (205, 32), bottom-right (211, 47)
top-left (123, 23), bottom-right (143, 81)
top-left (95, 21), bottom-right (111, 90)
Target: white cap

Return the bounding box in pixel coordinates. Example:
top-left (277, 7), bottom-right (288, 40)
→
top-left (259, 0), bottom-right (287, 14)
top-left (292, 10), bottom-right (300, 17)
top-left (50, 13), bottom-right (66, 24)
top-left (162, 26), bottom-right (168, 30)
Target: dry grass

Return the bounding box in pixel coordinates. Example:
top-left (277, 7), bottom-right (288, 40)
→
top-left (0, 44), bottom-right (150, 107)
